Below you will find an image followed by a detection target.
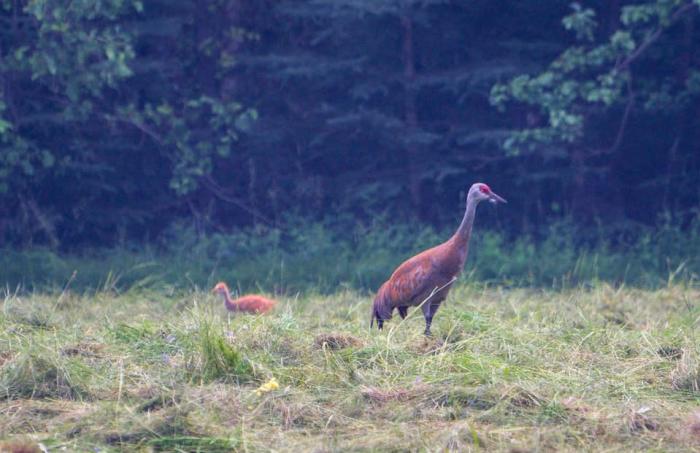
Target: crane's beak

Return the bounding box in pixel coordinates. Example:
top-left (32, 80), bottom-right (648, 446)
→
top-left (489, 191), bottom-right (507, 204)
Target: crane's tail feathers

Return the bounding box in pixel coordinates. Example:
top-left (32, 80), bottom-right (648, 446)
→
top-left (370, 287), bottom-right (392, 330)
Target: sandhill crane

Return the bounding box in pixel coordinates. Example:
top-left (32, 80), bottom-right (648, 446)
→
top-left (212, 282), bottom-right (277, 314)
top-left (371, 183), bottom-right (506, 336)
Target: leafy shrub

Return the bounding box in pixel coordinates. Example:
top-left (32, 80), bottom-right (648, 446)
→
top-left (1, 214), bottom-right (699, 292)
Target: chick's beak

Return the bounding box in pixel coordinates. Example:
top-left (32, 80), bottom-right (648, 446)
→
top-left (489, 191), bottom-right (507, 204)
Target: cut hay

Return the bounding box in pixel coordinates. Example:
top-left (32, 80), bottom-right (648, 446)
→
top-left (314, 332), bottom-right (362, 350)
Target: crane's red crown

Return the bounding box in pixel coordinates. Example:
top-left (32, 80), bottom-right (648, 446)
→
top-left (212, 282), bottom-right (229, 293)
top-left (478, 184), bottom-right (491, 194)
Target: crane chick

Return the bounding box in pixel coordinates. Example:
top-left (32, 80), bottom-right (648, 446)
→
top-left (371, 183), bottom-right (506, 336)
top-left (212, 282), bottom-right (277, 314)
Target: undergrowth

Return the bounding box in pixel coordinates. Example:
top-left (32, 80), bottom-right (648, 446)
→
top-left (0, 284), bottom-right (699, 451)
top-left (1, 216), bottom-right (699, 293)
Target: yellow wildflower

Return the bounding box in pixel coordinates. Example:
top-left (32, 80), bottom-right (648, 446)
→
top-left (254, 377), bottom-right (279, 396)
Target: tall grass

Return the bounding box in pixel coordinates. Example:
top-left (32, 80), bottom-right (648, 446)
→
top-left (1, 215), bottom-right (699, 293)
top-left (1, 284), bottom-right (699, 451)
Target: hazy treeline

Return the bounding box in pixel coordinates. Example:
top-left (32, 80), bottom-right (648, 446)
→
top-left (1, 0), bottom-right (699, 250)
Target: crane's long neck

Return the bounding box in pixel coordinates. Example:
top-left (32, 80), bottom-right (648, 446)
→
top-left (451, 195), bottom-right (478, 251)
top-left (221, 289), bottom-right (239, 312)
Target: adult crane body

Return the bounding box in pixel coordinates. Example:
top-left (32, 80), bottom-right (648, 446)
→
top-left (371, 183), bottom-right (505, 335)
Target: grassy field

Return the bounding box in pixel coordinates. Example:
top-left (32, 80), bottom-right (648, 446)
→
top-left (1, 284), bottom-right (699, 452)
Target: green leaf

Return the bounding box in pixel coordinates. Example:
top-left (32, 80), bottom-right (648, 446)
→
top-left (0, 119), bottom-right (12, 134)
top-left (157, 103), bottom-right (173, 115)
top-left (41, 151), bottom-right (55, 168)
top-left (44, 54), bottom-right (57, 75)
top-left (562, 3), bottom-right (597, 42)
top-left (610, 31), bottom-right (635, 54)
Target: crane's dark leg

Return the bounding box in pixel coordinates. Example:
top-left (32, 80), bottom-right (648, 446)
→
top-left (422, 302), bottom-right (433, 336)
top-left (422, 301), bottom-right (443, 337)
top-left (398, 306), bottom-right (408, 319)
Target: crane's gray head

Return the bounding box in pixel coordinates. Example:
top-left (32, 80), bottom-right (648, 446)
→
top-left (468, 183), bottom-right (506, 205)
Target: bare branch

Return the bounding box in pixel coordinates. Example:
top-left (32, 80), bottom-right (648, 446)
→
top-left (112, 116), bottom-right (165, 145)
top-left (21, 195), bottom-right (59, 249)
top-left (607, 90), bottom-right (634, 154)
top-left (202, 176), bottom-right (273, 226)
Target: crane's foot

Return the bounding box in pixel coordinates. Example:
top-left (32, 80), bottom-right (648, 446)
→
top-left (424, 316), bottom-right (433, 337)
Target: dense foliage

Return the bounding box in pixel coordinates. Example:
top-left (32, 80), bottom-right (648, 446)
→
top-left (2, 216), bottom-right (699, 292)
top-left (1, 0), bottom-right (699, 249)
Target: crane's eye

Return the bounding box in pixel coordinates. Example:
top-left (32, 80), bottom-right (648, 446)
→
top-left (479, 184), bottom-right (490, 194)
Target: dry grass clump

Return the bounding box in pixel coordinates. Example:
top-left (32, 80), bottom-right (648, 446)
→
top-left (0, 439), bottom-right (42, 453)
top-left (501, 385), bottom-right (545, 409)
top-left (657, 345), bottom-right (683, 360)
top-left (314, 332), bottom-right (362, 350)
top-left (559, 396), bottom-right (591, 415)
top-left (0, 352), bottom-right (91, 400)
top-left (411, 336), bottom-right (447, 354)
top-left (671, 349), bottom-right (700, 393)
top-left (624, 406), bottom-right (660, 433)
top-left (435, 385), bottom-right (500, 411)
top-left (0, 400), bottom-right (91, 437)
top-left (257, 396), bottom-right (342, 430)
top-left (60, 341), bottom-right (105, 358)
top-left (685, 410), bottom-right (700, 443)
top-left (441, 422), bottom-right (487, 450)
top-left (0, 352), bottom-right (16, 368)
top-left (361, 386), bottom-right (415, 403)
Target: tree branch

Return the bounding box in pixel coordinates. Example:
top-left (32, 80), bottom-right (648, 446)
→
top-left (202, 176), bottom-right (273, 226)
top-left (21, 195), bottom-right (59, 249)
top-left (606, 90), bottom-right (634, 154)
top-left (615, 2), bottom-right (698, 72)
top-left (112, 116), bottom-right (165, 145)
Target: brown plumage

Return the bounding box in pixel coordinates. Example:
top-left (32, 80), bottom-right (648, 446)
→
top-left (212, 282), bottom-right (277, 314)
top-left (371, 183), bottom-right (506, 336)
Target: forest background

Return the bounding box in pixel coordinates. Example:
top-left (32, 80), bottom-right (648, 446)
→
top-left (2, 0), bottom-right (700, 291)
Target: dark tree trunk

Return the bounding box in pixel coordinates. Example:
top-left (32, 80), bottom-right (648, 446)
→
top-left (605, 0), bottom-right (620, 34)
top-left (221, 0), bottom-right (243, 101)
top-left (247, 157), bottom-right (257, 215)
top-left (570, 147), bottom-right (592, 221)
top-left (401, 13), bottom-right (424, 220)
top-left (668, 15), bottom-right (697, 214)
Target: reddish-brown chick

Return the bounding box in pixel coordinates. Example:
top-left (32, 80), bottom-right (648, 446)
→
top-left (212, 282), bottom-right (277, 314)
